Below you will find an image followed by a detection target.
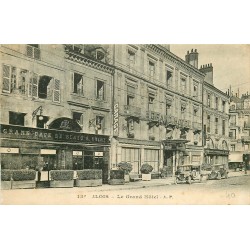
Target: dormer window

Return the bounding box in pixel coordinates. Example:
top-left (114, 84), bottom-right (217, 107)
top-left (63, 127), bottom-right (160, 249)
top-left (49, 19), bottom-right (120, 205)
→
top-left (94, 48), bottom-right (106, 62)
top-left (27, 44), bottom-right (40, 60)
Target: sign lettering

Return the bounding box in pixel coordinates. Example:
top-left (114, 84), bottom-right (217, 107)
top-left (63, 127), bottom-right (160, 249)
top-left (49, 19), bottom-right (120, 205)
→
top-left (113, 103), bottom-right (119, 136)
top-left (0, 124), bottom-right (110, 144)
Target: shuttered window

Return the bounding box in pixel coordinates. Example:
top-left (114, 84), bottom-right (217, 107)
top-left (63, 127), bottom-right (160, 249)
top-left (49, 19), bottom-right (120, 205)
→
top-left (2, 64), bottom-right (11, 93)
top-left (53, 79), bottom-right (60, 103)
top-left (29, 73), bottom-right (38, 98)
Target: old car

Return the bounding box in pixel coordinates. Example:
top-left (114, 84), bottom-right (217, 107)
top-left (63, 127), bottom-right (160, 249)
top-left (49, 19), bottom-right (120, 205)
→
top-left (207, 164), bottom-right (229, 180)
top-left (175, 164), bottom-right (205, 184)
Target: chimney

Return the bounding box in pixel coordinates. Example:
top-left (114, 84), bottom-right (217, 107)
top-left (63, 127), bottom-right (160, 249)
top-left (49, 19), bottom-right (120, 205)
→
top-left (185, 49), bottom-right (198, 68)
top-left (199, 63), bottom-right (213, 85)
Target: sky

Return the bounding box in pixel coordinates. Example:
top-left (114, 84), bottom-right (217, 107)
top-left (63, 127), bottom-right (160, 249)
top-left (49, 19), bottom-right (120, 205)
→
top-left (170, 45), bottom-right (250, 96)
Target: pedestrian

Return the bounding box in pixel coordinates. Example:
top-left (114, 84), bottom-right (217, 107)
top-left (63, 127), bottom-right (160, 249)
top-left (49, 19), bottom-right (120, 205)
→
top-left (37, 165), bottom-right (43, 182)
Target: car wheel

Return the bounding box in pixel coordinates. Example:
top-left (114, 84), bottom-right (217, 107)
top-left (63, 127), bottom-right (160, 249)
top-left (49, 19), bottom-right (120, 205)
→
top-left (175, 177), bottom-right (179, 185)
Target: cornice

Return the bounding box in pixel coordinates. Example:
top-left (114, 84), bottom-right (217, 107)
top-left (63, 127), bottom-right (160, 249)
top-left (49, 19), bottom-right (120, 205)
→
top-left (65, 50), bottom-right (115, 75)
top-left (144, 44), bottom-right (205, 79)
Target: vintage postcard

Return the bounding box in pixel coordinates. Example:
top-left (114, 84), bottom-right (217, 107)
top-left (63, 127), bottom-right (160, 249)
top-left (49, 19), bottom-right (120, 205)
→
top-left (0, 44), bottom-right (249, 205)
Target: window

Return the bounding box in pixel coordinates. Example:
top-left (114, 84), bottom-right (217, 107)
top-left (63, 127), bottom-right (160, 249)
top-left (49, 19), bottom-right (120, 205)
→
top-left (222, 120), bottom-right (226, 135)
top-left (127, 119), bottom-right (134, 138)
top-left (127, 85), bottom-right (135, 105)
top-left (2, 64), bottom-right (16, 93)
top-left (207, 115), bottom-right (211, 132)
top-left (96, 116), bottom-right (104, 134)
top-left (121, 148), bottom-right (140, 173)
top-left (222, 101), bottom-right (226, 112)
top-left (215, 97), bottom-right (218, 109)
top-left (229, 129), bottom-right (236, 139)
top-left (144, 149), bottom-right (159, 172)
top-left (166, 103), bottom-right (171, 115)
top-left (72, 73), bottom-right (84, 95)
top-left (19, 69), bottom-right (28, 95)
top-left (230, 145), bottom-right (235, 151)
top-left (166, 70), bottom-right (173, 87)
top-left (215, 117), bottom-right (218, 134)
top-left (230, 115), bottom-right (236, 126)
top-left (207, 93), bottom-right (211, 107)
top-left (26, 44), bottom-right (40, 60)
top-left (37, 115), bottom-right (49, 129)
top-left (9, 111), bottom-right (26, 126)
top-left (128, 50), bottom-right (135, 67)
top-left (181, 77), bottom-right (186, 94)
top-left (73, 112), bottom-right (84, 131)
top-left (148, 95), bottom-right (154, 111)
top-left (193, 85), bottom-right (198, 98)
top-left (38, 75), bottom-right (52, 99)
top-left (148, 61), bottom-right (155, 77)
top-left (96, 80), bottom-right (105, 100)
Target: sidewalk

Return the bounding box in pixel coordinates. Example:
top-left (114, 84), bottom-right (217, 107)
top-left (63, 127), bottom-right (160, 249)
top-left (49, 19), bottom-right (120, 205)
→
top-left (82, 170), bottom-right (249, 192)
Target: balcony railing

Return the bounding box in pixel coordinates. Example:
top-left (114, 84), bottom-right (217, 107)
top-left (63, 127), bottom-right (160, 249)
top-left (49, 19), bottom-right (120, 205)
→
top-left (124, 105), bottom-right (141, 118)
top-left (241, 136), bottom-right (250, 142)
top-left (146, 111), bottom-right (161, 121)
top-left (165, 115), bottom-right (178, 126)
top-left (179, 119), bottom-right (191, 129)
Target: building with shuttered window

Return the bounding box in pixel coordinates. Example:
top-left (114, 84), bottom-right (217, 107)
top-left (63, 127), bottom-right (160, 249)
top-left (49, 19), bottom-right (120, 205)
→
top-left (0, 44), bottom-right (113, 183)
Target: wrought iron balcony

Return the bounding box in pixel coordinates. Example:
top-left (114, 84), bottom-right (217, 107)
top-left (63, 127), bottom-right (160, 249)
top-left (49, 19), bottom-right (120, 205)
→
top-left (241, 136), bottom-right (250, 143)
top-left (165, 115), bottom-right (178, 126)
top-left (146, 111), bottom-right (161, 121)
top-left (124, 105), bottom-right (141, 118)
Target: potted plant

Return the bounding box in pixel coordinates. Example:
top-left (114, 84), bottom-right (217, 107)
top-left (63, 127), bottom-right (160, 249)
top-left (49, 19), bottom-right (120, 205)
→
top-left (12, 170), bottom-right (36, 189)
top-left (140, 163), bottom-right (153, 181)
top-left (117, 162), bottom-right (132, 183)
top-left (50, 170), bottom-right (74, 188)
top-left (108, 169), bottom-right (125, 185)
top-left (1, 169), bottom-right (12, 190)
top-left (75, 169), bottom-right (102, 187)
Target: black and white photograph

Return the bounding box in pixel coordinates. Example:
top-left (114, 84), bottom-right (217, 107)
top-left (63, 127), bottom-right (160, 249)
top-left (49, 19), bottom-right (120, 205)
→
top-left (0, 43), bottom-right (249, 205)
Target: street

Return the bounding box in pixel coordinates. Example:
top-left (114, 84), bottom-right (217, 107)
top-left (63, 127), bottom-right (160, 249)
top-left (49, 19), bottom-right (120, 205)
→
top-left (1, 174), bottom-right (249, 205)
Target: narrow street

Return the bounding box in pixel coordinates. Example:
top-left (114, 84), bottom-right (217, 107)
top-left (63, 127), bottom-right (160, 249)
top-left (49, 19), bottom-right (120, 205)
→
top-left (1, 175), bottom-right (249, 205)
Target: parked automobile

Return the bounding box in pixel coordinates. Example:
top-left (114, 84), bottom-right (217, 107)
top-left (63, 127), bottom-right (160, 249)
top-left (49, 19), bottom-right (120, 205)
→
top-left (206, 164), bottom-right (229, 180)
top-left (175, 164), bottom-right (205, 184)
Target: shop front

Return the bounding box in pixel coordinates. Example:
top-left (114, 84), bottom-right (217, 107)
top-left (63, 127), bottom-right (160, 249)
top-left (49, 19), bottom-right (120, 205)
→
top-left (162, 139), bottom-right (189, 176)
top-left (204, 149), bottom-right (229, 166)
top-left (0, 123), bottom-right (110, 183)
top-left (113, 137), bottom-right (162, 174)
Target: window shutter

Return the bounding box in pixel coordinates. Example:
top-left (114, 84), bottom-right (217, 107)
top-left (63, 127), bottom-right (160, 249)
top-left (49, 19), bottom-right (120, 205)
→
top-left (71, 72), bottom-right (74, 92)
top-left (32, 73), bottom-right (38, 98)
top-left (27, 45), bottom-right (33, 58)
top-left (53, 79), bottom-right (60, 103)
top-left (2, 64), bottom-right (11, 93)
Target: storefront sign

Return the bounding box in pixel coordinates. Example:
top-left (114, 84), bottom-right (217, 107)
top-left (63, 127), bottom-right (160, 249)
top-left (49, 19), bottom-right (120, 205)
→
top-left (73, 151), bottom-right (83, 156)
top-left (0, 124), bottom-right (110, 144)
top-left (0, 147), bottom-right (19, 154)
top-left (95, 152), bottom-right (103, 157)
top-left (48, 117), bottom-right (82, 132)
top-left (113, 103), bottom-right (119, 136)
top-left (41, 149), bottom-right (57, 155)
top-left (205, 149), bottom-right (229, 156)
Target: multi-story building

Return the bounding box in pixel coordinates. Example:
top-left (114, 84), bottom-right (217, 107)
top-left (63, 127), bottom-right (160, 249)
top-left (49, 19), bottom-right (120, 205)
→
top-left (110, 45), bottom-right (204, 175)
top-left (0, 44), bottom-right (232, 181)
top-left (0, 44), bottom-right (114, 183)
top-left (228, 92), bottom-right (250, 168)
top-left (200, 63), bottom-right (230, 166)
